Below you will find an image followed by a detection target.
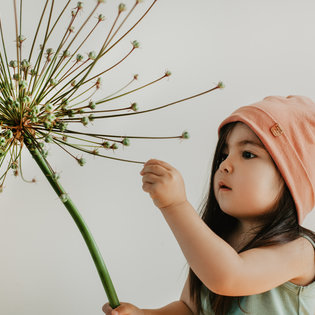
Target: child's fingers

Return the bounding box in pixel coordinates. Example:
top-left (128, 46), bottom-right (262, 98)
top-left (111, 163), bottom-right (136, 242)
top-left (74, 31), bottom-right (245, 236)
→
top-left (144, 159), bottom-right (173, 170)
top-left (140, 164), bottom-right (166, 176)
top-left (142, 173), bottom-right (160, 185)
top-left (102, 303), bottom-right (112, 314)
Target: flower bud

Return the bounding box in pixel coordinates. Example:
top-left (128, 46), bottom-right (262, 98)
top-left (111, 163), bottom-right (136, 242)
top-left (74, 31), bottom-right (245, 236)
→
top-left (19, 80), bottom-right (28, 89)
top-left (89, 101), bottom-right (96, 109)
top-left (81, 116), bottom-right (89, 126)
top-left (165, 70), bottom-right (172, 77)
top-left (218, 81), bottom-right (225, 89)
top-left (46, 48), bottom-right (55, 55)
top-left (122, 138), bottom-right (130, 146)
top-left (50, 78), bottom-right (58, 86)
top-left (119, 3), bottom-right (126, 12)
top-left (58, 122), bottom-right (68, 132)
top-left (12, 101), bottom-right (20, 108)
top-left (111, 143), bottom-right (118, 150)
top-left (132, 40), bottom-right (140, 49)
top-left (182, 131), bottom-right (190, 139)
top-left (63, 50), bottom-right (71, 58)
top-left (9, 60), bottom-right (17, 68)
top-left (18, 35), bottom-right (26, 44)
top-left (76, 54), bottom-right (84, 62)
top-left (131, 102), bottom-right (138, 111)
top-left (45, 135), bottom-right (53, 143)
top-left (77, 157), bottom-right (86, 166)
top-left (45, 103), bottom-right (53, 112)
top-left (88, 51), bottom-right (97, 60)
top-left (98, 14), bottom-right (105, 21)
top-left (77, 1), bottom-right (83, 9)
top-left (6, 130), bottom-right (13, 139)
top-left (67, 110), bottom-right (75, 117)
top-left (21, 59), bottom-right (30, 69)
top-left (13, 73), bottom-right (20, 81)
top-left (88, 114), bottom-right (94, 122)
top-left (0, 137), bottom-right (6, 146)
top-left (102, 141), bottom-right (110, 148)
top-left (46, 113), bottom-right (56, 122)
top-left (22, 96), bottom-right (31, 104)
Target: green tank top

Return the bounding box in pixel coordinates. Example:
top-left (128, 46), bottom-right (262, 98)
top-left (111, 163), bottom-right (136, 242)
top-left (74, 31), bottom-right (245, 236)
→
top-left (200, 235), bottom-right (315, 315)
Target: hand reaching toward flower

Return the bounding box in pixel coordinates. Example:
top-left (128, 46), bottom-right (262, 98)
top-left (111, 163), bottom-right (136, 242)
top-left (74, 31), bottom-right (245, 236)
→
top-left (102, 302), bottom-right (145, 315)
top-left (140, 159), bottom-right (187, 210)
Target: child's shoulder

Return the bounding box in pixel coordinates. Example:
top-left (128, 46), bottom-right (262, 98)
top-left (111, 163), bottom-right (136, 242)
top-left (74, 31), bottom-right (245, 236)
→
top-left (287, 236), bottom-right (315, 286)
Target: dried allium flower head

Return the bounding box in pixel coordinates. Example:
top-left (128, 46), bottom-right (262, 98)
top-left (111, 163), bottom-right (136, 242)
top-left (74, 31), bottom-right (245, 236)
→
top-left (0, 0), bottom-right (224, 309)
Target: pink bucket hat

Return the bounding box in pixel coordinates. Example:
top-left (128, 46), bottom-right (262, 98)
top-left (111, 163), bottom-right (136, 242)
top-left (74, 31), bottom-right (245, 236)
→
top-left (218, 95), bottom-right (315, 223)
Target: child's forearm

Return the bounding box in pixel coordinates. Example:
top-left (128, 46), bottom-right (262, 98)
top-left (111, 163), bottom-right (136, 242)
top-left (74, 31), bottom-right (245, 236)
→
top-left (142, 301), bottom-right (193, 315)
top-left (159, 201), bottom-right (241, 293)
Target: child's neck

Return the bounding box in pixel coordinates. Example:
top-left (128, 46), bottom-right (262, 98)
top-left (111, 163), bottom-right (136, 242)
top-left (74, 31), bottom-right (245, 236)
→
top-left (228, 219), bottom-right (261, 252)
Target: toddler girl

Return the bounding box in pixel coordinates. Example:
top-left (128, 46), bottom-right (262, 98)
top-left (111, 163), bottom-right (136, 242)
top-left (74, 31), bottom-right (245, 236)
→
top-left (103, 95), bottom-right (315, 314)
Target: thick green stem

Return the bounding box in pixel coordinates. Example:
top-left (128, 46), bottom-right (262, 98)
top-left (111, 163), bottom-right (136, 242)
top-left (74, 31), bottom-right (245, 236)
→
top-left (25, 139), bottom-right (120, 309)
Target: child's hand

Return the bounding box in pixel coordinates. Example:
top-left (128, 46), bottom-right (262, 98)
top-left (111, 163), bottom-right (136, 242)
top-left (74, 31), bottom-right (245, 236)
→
top-left (102, 302), bottom-right (145, 315)
top-left (140, 159), bottom-right (187, 210)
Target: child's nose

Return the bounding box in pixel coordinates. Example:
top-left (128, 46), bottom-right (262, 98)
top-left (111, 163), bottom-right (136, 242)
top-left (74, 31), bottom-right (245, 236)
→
top-left (219, 157), bottom-right (233, 174)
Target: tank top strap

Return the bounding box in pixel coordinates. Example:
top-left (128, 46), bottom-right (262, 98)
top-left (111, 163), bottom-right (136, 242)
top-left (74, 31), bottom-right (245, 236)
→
top-left (301, 234), bottom-right (315, 249)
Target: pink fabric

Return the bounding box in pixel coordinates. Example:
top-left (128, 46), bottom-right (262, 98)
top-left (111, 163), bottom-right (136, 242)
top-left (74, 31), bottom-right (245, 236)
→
top-left (218, 95), bottom-right (315, 223)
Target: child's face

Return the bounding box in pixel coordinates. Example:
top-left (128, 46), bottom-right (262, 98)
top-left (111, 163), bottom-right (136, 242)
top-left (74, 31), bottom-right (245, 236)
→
top-left (214, 122), bottom-right (284, 222)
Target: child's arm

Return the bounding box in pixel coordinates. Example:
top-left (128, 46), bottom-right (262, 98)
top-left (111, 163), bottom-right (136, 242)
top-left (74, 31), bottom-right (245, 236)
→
top-left (140, 159), bottom-right (314, 296)
top-left (102, 277), bottom-right (195, 315)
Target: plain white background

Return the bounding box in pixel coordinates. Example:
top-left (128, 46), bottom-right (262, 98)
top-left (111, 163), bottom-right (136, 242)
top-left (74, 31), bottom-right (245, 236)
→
top-left (0, 0), bottom-right (315, 314)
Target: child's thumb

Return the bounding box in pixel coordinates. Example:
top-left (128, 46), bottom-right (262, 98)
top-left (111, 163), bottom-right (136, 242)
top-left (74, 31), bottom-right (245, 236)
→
top-left (112, 310), bottom-right (119, 315)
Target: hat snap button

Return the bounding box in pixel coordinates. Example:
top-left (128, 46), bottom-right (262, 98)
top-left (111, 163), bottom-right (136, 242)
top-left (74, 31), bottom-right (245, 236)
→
top-left (270, 123), bottom-right (283, 137)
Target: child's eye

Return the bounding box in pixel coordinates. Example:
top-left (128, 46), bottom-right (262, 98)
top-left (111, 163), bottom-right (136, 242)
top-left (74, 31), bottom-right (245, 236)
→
top-left (242, 151), bottom-right (256, 159)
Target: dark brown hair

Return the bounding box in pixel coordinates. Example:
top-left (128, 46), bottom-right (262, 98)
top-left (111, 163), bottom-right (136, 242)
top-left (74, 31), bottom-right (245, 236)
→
top-left (189, 122), bottom-right (315, 315)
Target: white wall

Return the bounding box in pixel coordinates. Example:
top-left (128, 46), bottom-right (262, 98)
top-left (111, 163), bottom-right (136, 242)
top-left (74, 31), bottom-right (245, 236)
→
top-left (0, 0), bottom-right (315, 314)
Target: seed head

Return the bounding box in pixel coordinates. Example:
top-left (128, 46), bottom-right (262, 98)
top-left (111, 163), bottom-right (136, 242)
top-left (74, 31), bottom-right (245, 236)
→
top-left (182, 131), bottom-right (190, 139)
top-left (63, 50), bottom-right (71, 58)
top-left (81, 117), bottom-right (89, 126)
top-left (119, 3), bottom-right (126, 13)
top-left (46, 113), bottom-right (56, 123)
top-left (131, 102), bottom-right (138, 111)
top-left (88, 51), bottom-right (97, 60)
top-left (19, 80), bottom-right (28, 89)
top-left (98, 14), bottom-right (105, 21)
top-left (13, 73), bottom-right (20, 81)
top-left (89, 101), bottom-right (96, 109)
top-left (45, 103), bottom-right (53, 112)
top-left (77, 2), bottom-right (83, 10)
top-left (21, 59), bottom-right (30, 69)
top-left (9, 60), bottom-right (17, 68)
top-left (102, 141), bottom-right (110, 148)
top-left (132, 40), bottom-right (140, 49)
top-left (77, 157), bottom-right (86, 166)
top-left (0, 137), bottom-right (6, 146)
top-left (217, 81), bottom-right (225, 89)
top-left (76, 54), bottom-right (84, 62)
top-left (111, 143), bottom-right (118, 150)
top-left (122, 138), bottom-right (130, 146)
top-left (45, 135), bottom-right (53, 143)
top-left (165, 70), bottom-right (172, 77)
